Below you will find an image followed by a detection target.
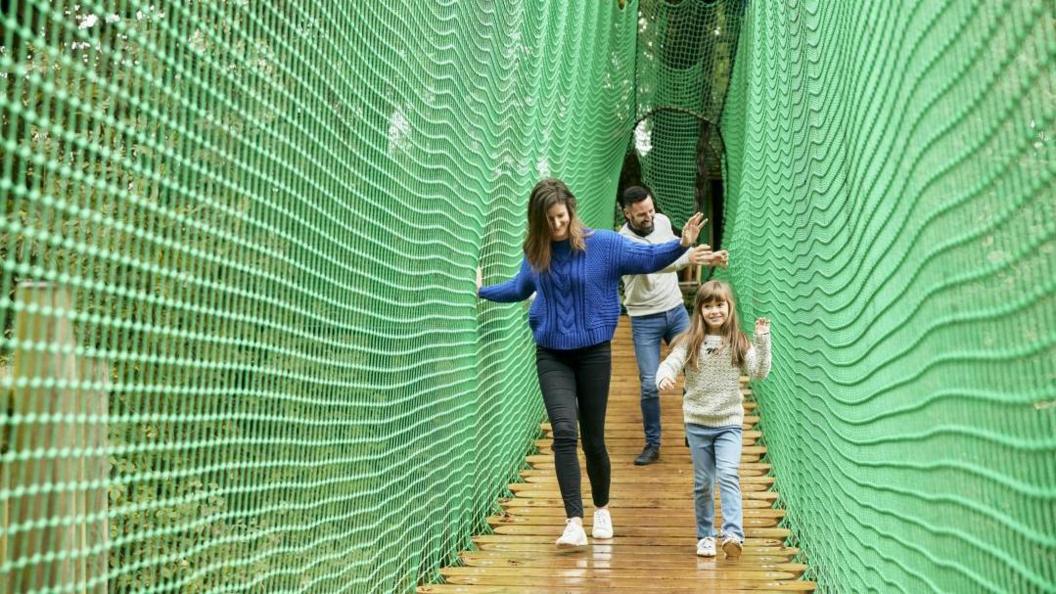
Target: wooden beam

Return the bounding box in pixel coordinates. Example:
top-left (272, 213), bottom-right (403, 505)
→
top-left (6, 283), bottom-right (108, 593)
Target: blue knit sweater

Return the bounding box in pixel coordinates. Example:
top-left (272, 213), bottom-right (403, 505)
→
top-left (478, 229), bottom-right (688, 350)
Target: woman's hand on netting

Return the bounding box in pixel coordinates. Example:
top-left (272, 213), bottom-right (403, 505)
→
top-left (755, 317), bottom-right (770, 336)
top-left (475, 266), bottom-right (483, 294)
top-left (680, 213), bottom-right (707, 247)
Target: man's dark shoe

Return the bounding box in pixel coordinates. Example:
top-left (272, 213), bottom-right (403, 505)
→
top-left (634, 445), bottom-right (660, 466)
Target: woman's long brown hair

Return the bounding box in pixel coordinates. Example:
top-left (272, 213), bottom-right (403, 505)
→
top-left (523, 178), bottom-right (587, 271)
top-left (678, 280), bottom-right (750, 370)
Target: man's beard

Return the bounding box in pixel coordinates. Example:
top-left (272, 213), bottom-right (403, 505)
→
top-left (629, 220), bottom-right (654, 237)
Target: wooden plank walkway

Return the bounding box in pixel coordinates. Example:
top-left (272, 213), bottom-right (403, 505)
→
top-left (420, 319), bottom-right (814, 593)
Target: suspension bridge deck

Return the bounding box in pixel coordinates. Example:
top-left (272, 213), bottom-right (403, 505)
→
top-left (419, 320), bottom-right (815, 593)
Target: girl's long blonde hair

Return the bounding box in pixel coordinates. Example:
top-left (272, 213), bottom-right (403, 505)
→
top-left (523, 178), bottom-right (587, 271)
top-left (678, 280), bottom-right (750, 370)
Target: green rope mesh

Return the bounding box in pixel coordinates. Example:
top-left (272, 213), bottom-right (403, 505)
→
top-left (0, 1), bottom-right (635, 591)
top-left (720, 1), bottom-right (1055, 593)
top-left (630, 0), bottom-right (743, 235)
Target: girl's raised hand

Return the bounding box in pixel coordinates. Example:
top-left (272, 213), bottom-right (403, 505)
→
top-left (755, 317), bottom-right (770, 336)
top-left (476, 266), bottom-right (483, 293)
top-left (658, 377), bottom-right (675, 391)
top-left (680, 213), bottom-right (707, 247)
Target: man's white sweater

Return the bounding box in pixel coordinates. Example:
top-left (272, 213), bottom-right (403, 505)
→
top-left (656, 333), bottom-right (771, 428)
top-left (619, 213), bottom-right (690, 317)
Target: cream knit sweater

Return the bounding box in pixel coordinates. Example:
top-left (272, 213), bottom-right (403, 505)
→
top-left (656, 333), bottom-right (771, 427)
top-left (618, 213), bottom-right (691, 317)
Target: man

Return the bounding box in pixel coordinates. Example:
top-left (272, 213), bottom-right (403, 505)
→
top-left (619, 186), bottom-right (728, 465)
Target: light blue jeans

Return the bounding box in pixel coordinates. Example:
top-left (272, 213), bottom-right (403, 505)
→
top-left (629, 305), bottom-right (690, 447)
top-left (685, 423), bottom-right (743, 541)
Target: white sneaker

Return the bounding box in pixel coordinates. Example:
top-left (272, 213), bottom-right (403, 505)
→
top-left (696, 536), bottom-right (716, 557)
top-left (592, 508), bottom-right (613, 539)
top-left (555, 518), bottom-right (587, 548)
top-left (722, 536), bottom-right (743, 559)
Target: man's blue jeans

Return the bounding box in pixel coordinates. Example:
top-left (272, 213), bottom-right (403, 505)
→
top-left (685, 423), bottom-right (744, 541)
top-left (629, 305), bottom-right (690, 447)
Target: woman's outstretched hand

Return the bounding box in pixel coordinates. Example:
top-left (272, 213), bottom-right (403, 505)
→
top-left (709, 249), bottom-right (729, 268)
top-left (680, 213), bottom-right (707, 247)
top-left (686, 246), bottom-right (729, 268)
top-left (476, 266), bottom-right (483, 294)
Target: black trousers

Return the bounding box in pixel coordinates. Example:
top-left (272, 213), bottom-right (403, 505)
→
top-left (535, 341), bottom-right (612, 518)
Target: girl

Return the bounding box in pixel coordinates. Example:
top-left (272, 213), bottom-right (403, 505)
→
top-left (656, 280), bottom-right (771, 559)
top-left (478, 178), bottom-right (705, 547)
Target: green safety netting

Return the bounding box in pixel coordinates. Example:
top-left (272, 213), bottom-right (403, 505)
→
top-left (1, 0), bottom-right (1053, 593)
top-left (631, 0), bottom-right (743, 245)
top-left (721, 1), bottom-right (1055, 593)
top-left (0, 1), bottom-right (636, 591)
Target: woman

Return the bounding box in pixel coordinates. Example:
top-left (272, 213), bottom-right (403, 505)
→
top-left (477, 178), bottom-right (705, 547)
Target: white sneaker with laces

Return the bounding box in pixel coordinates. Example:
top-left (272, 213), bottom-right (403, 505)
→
top-left (696, 536), bottom-right (716, 557)
top-left (592, 508), bottom-right (613, 539)
top-left (555, 518), bottom-right (587, 548)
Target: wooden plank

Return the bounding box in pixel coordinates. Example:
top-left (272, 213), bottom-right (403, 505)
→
top-left (436, 575), bottom-right (815, 591)
top-left (540, 429), bottom-right (763, 442)
top-left (505, 488), bottom-right (774, 500)
top-left (420, 586), bottom-right (810, 594)
top-left (488, 515), bottom-right (782, 529)
top-left (441, 564), bottom-right (800, 580)
top-left (498, 486), bottom-right (781, 498)
top-left (456, 557), bottom-right (805, 577)
top-left (555, 425), bottom-right (759, 435)
top-left (469, 542), bottom-right (799, 558)
top-left (531, 430), bottom-right (759, 439)
top-left (536, 436), bottom-right (761, 445)
top-left (540, 416), bottom-right (762, 427)
top-left (489, 525), bottom-right (791, 539)
top-left (508, 482), bottom-right (775, 497)
top-left (531, 453), bottom-right (763, 465)
top-left (496, 506), bottom-right (786, 520)
top-left (473, 535), bottom-right (788, 548)
top-left (513, 475), bottom-right (775, 486)
top-left (532, 446), bottom-right (764, 457)
top-left (524, 465), bottom-right (764, 474)
top-left (545, 421), bottom-right (760, 431)
top-left (534, 441), bottom-right (767, 455)
top-left (524, 465), bottom-right (770, 477)
top-left (493, 512), bottom-right (778, 527)
top-left (540, 417), bottom-right (757, 426)
top-left (500, 498), bottom-right (778, 510)
top-left (532, 450), bottom-right (764, 465)
top-left (458, 551), bottom-right (805, 570)
top-left (530, 441), bottom-right (756, 452)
